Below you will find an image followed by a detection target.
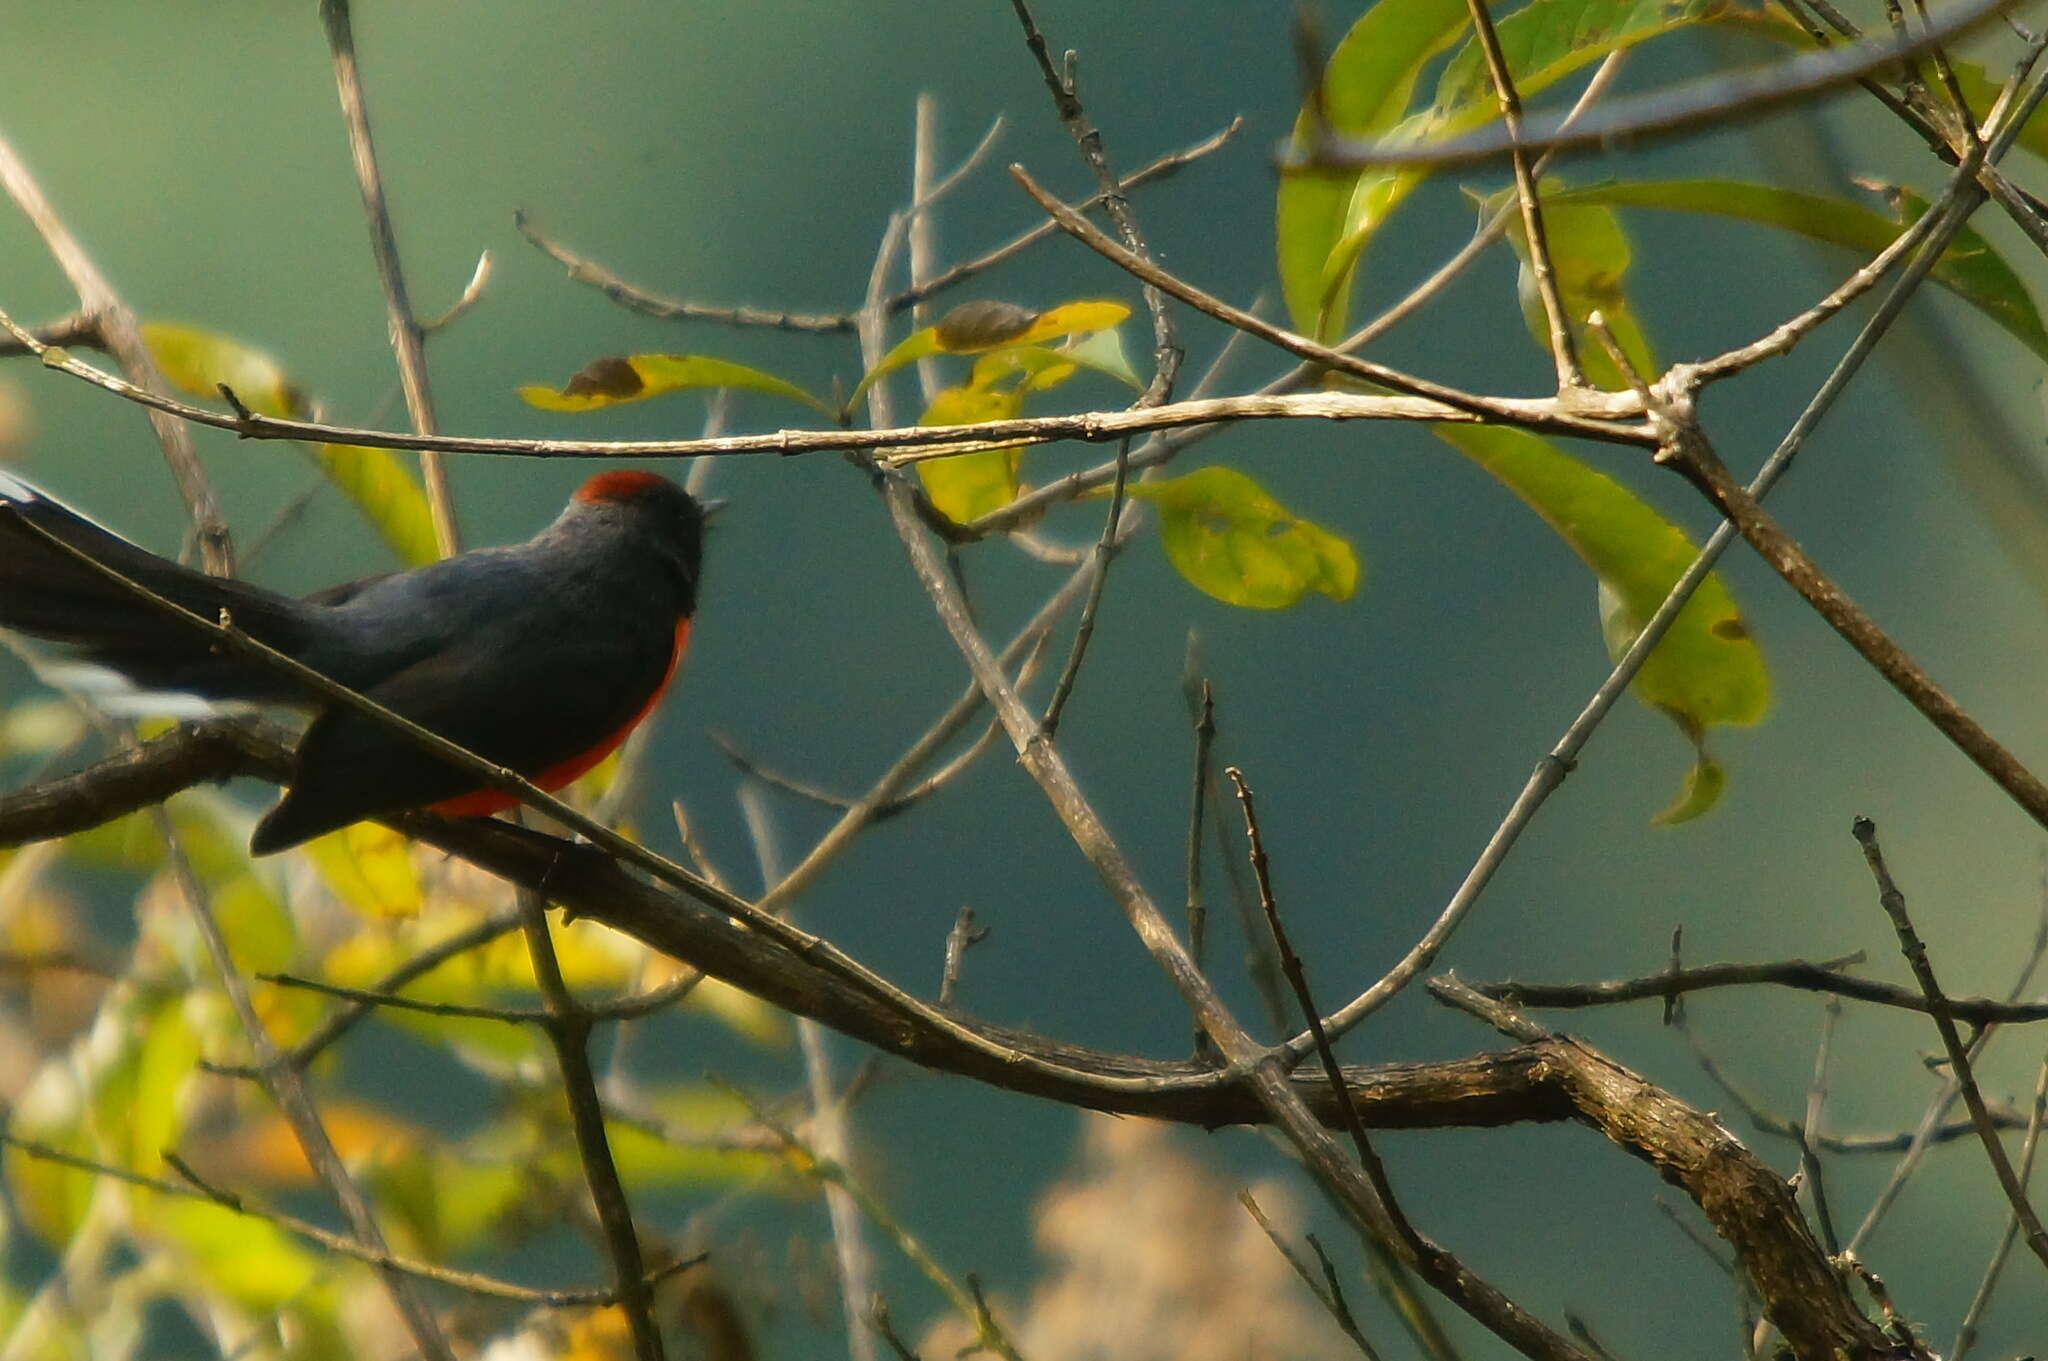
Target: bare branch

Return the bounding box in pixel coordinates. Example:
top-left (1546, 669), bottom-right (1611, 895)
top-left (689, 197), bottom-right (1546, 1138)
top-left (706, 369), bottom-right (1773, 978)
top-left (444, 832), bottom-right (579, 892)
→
top-left (0, 133), bottom-right (232, 570)
top-left (1853, 818), bottom-right (2048, 1272)
top-left (316, 0), bottom-right (459, 555)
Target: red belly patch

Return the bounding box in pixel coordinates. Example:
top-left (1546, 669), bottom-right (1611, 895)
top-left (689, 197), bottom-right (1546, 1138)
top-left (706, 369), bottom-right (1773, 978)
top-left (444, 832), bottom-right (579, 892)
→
top-left (426, 616), bottom-right (691, 818)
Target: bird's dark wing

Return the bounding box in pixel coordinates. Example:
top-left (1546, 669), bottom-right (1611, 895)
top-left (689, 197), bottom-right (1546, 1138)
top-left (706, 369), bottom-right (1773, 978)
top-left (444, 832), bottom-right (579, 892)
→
top-left (248, 618), bottom-right (678, 853)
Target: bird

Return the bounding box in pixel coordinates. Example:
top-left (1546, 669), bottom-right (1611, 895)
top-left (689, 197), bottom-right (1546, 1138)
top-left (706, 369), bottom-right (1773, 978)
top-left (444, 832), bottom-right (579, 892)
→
top-left (0, 467), bottom-right (708, 854)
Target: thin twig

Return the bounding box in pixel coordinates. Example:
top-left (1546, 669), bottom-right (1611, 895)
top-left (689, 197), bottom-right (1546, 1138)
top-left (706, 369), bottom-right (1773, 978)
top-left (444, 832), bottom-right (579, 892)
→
top-left (1007, 0), bottom-right (1181, 405)
top-left (154, 810), bottom-right (454, 1360)
top-left (511, 121), bottom-right (1242, 334)
top-left (514, 877), bottom-right (667, 1361)
top-left (1473, 952), bottom-right (2048, 1025)
top-left (910, 96), bottom-right (946, 407)
top-left (939, 907), bottom-right (987, 1006)
top-left (1185, 670), bottom-right (1216, 1060)
top-left (1795, 998), bottom-right (1843, 1255)
top-left (419, 250), bottom-right (494, 334)
top-left (0, 1137), bottom-right (672, 1306)
top-left (1038, 435), bottom-right (1131, 737)
top-left (1239, 1190), bottom-right (1384, 1358)
top-left (1853, 817), bottom-right (2048, 1272)
top-left (1459, 0), bottom-right (1584, 388)
top-left (316, 0), bottom-right (459, 557)
top-left (207, 910), bottom-right (522, 1079)
top-left (1952, 1055), bottom-right (2048, 1359)
top-left (740, 783), bottom-right (879, 1361)
top-left (0, 134), bottom-right (232, 571)
top-left (719, 1079), bottom-right (1026, 1361)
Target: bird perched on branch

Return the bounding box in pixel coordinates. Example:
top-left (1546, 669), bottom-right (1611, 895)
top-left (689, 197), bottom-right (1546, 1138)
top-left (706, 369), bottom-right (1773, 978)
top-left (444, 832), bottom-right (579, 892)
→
top-left (0, 468), bottom-right (708, 853)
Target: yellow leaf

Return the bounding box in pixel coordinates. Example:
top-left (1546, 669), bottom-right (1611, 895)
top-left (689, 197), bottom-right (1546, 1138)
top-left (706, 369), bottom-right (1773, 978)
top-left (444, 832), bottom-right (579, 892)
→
top-left (1120, 467), bottom-right (1359, 609)
top-left (140, 322), bottom-right (305, 418)
top-left (915, 385), bottom-right (1023, 523)
top-left (521, 353), bottom-right (832, 416)
top-left (852, 298), bottom-right (1132, 407)
top-left (306, 822), bottom-right (424, 919)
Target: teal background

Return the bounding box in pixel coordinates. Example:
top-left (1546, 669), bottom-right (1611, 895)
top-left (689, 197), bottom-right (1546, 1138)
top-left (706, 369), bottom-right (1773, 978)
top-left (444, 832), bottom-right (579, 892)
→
top-left (4, 2), bottom-right (2048, 1355)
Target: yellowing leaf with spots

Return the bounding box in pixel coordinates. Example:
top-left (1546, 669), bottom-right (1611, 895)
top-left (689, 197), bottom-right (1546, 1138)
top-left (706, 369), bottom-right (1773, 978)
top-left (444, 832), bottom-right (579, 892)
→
top-left (1441, 423), bottom-right (1769, 822)
top-left (1119, 467), bottom-right (1359, 609)
top-left (521, 354), bottom-right (833, 416)
top-left (852, 298), bottom-right (1131, 405)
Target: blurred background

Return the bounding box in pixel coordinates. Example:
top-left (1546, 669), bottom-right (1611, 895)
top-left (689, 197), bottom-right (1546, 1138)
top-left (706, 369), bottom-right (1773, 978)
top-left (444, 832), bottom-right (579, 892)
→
top-left (4, 1), bottom-right (2048, 1355)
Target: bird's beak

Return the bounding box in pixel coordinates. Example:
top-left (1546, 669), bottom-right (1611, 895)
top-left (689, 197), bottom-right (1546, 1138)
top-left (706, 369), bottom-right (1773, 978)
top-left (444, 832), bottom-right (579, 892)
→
top-left (698, 497), bottom-right (732, 522)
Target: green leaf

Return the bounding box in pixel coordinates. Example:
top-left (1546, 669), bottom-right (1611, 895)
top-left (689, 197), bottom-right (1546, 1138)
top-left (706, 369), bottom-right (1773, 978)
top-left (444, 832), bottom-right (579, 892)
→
top-left (1438, 424), bottom-right (1768, 817)
top-left (1119, 467), bottom-right (1359, 609)
top-left (313, 444), bottom-right (441, 567)
top-left (1287, 0), bottom-right (1714, 339)
top-left (1432, 0), bottom-right (1708, 113)
top-left (850, 299), bottom-right (1131, 407)
top-left (1058, 327), bottom-right (1144, 389)
top-left (1277, 0), bottom-right (1474, 335)
top-left (1486, 185), bottom-right (1657, 389)
top-left (141, 322), bottom-right (306, 418)
top-left (1537, 177), bottom-right (2048, 361)
top-left (137, 320), bottom-right (441, 564)
top-left (520, 353), bottom-right (834, 416)
top-left (915, 384), bottom-right (1024, 523)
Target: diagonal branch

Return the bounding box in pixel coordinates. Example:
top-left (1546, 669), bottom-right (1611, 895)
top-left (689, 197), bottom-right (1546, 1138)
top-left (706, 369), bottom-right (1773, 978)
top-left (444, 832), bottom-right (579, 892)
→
top-left (1458, 0), bottom-right (1586, 389)
top-left (1853, 819), bottom-right (2048, 1272)
top-left (1007, 0), bottom-right (1181, 405)
top-left (316, 0), bottom-right (459, 555)
top-left (0, 133), bottom-right (232, 572)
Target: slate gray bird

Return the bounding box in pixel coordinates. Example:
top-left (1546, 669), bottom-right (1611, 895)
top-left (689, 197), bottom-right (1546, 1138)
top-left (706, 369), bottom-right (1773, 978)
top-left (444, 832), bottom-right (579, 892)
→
top-left (0, 468), bottom-right (707, 853)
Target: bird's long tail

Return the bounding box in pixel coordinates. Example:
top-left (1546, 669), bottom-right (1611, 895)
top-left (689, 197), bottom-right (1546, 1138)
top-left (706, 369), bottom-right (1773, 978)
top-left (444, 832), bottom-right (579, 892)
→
top-left (0, 472), bottom-right (315, 702)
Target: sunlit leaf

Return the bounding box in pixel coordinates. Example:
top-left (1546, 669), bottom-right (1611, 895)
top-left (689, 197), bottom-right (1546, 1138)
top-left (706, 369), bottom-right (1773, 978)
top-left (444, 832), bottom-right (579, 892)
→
top-left (1058, 326), bottom-right (1144, 389)
top-left (148, 1197), bottom-right (330, 1308)
top-left (306, 821), bottom-right (425, 919)
top-left (141, 322), bottom-right (305, 418)
top-left (1277, 0), bottom-right (1473, 335)
top-left (1485, 185), bottom-right (1657, 389)
top-left (1441, 424), bottom-right (1768, 817)
top-left (914, 384), bottom-right (1023, 523)
top-left (521, 354), bottom-right (834, 416)
top-left (6, 986), bottom-right (192, 1242)
top-left (314, 444), bottom-right (440, 567)
top-left (852, 299), bottom-right (1131, 405)
top-left (1118, 467), bottom-right (1359, 609)
top-left (1286, 0), bottom-right (1714, 338)
top-left (1537, 177), bottom-right (2048, 361)
top-left (212, 874), bottom-right (296, 976)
